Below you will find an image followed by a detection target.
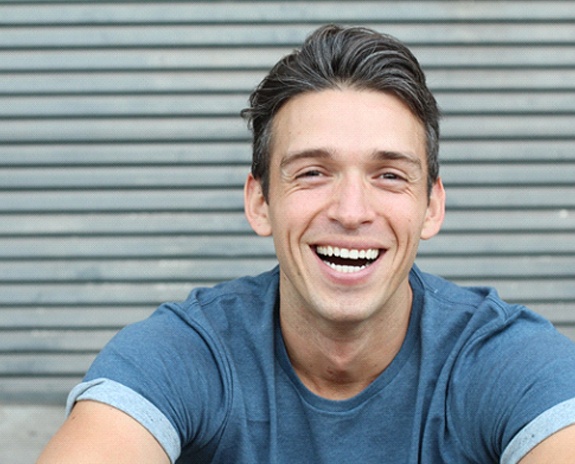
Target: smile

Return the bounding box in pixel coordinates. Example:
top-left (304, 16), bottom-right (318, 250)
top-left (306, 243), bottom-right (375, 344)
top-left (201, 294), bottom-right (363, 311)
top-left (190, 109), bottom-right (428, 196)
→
top-left (315, 245), bottom-right (380, 273)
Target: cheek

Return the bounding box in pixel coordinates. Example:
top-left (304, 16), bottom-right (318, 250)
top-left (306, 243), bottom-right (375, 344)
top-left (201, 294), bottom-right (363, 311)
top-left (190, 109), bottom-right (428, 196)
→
top-left (270, 191), bottom-right (323, 223)
top-left (267, 205), bottom-right (301, 244)
top-left (384, 202), bottom-right (428, 237)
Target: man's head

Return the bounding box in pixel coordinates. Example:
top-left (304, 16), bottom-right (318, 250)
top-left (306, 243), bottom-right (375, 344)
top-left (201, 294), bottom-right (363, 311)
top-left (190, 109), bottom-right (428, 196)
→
top-left (242, 24), bottom-right (440, 200)
top-left (243, 26), bottom-right (446, 327)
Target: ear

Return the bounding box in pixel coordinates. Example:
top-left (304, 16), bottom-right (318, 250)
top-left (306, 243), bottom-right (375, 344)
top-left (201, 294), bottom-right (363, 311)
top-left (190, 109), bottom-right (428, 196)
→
top-left (420, 178), bottom-right (446, 240)
top-left (244, 173), bottom-right (273, 237)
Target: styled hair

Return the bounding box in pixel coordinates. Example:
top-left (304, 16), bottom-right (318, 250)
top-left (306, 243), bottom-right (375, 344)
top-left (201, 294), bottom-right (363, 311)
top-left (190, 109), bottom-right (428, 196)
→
top-left (241, 24), bottom-right (440, 200)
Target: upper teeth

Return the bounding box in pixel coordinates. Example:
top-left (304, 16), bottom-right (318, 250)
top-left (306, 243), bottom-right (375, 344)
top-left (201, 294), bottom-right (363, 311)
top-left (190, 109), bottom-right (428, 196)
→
top-left (316, 246), bottom-right (379, 260)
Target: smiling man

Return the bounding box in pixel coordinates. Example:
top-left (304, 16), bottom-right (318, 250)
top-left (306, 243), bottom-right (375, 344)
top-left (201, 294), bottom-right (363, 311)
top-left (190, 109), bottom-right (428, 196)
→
top-left (38, 25), bottom-right (575, 464)
top-left (244, 88), bottom-right (444, 402)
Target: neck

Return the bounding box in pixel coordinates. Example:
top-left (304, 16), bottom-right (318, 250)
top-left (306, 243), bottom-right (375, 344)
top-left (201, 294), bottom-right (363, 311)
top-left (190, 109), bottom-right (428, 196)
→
top-left (280, 289), bottom-right (412, 401)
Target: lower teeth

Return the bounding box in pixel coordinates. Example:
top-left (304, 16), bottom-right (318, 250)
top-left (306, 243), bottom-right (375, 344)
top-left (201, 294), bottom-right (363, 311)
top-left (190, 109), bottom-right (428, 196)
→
top-left (324, 261), bottom-right (367, 273)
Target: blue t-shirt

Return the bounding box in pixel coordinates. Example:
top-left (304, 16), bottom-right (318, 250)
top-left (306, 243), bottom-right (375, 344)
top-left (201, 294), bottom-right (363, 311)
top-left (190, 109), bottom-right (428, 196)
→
top-left (68, 265), bottom-right (575, 463)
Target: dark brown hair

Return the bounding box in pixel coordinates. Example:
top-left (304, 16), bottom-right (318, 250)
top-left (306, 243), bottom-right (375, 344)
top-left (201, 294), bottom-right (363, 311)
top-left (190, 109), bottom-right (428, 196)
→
top-left (241, 24), bottom-right (440, 200)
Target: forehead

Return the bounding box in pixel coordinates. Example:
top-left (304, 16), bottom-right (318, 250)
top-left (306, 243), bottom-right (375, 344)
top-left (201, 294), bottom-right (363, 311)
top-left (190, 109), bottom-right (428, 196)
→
top-left (269, 88), bottom-right (427, 167)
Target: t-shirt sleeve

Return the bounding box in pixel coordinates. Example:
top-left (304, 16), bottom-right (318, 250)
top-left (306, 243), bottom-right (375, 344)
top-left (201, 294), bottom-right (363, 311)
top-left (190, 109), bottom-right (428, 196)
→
top-left (67, 378), bottom-right (182, 463)
top-left (500, 397), bottom-right (575, 464)
top-left (449, 305), bottom-right (575, 462)
top-left (66, 302), bottom-right (232, 462)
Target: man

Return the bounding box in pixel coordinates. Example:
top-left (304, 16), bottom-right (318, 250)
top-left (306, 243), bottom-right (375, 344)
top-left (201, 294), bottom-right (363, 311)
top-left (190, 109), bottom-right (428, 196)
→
top-left (38, 25), bottom-right (575, 463)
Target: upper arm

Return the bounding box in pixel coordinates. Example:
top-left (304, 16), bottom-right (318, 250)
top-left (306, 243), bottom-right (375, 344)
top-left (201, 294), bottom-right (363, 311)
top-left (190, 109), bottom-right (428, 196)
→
top-left (517, 424), bottom-right (575, 464)
top-left (37, 400), bottom-right (171, 464)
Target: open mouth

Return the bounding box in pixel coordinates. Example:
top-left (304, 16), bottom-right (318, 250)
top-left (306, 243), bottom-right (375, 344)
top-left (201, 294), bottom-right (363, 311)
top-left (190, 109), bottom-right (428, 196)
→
top-left (315, 245), bottom-right (380, 273)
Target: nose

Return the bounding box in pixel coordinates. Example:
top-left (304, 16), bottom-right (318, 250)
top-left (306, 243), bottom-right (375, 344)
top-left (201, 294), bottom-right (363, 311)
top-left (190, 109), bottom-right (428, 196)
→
top-left (327, 173), bottom-right (376, 229)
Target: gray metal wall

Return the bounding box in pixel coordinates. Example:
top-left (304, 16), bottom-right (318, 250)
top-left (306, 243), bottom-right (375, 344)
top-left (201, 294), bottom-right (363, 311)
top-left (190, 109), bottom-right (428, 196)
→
top-left (1, 1), bottom-right (574, 404)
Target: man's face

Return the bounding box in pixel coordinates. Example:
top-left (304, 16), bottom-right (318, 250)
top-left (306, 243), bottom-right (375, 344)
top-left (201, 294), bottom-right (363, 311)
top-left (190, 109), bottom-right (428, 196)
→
top-left (245, 88), bottom-right (445, 327)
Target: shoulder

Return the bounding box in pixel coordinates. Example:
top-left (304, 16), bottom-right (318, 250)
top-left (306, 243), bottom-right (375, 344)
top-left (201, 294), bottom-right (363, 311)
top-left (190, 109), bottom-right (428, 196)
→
top-left (412, 264), bottom-right (511, 312)
top-left (178, 266), bottom-right (279, 318)
top-left (411, 265), bottom-right (575, 382)
top-left (192, 266), bottom-right (279, 306)
top-left (411, 264), bottom-right (555, 340)
top-left (97, 266), bottom-right (280, 374)
top-left (410, 266), bottom-right (575, 461)
top-left (115, 266), bottom-right (280, 346)
top-left (164, 266), bottom-right (280, 339)
top-left (76, 267), bottom-right (280, 457)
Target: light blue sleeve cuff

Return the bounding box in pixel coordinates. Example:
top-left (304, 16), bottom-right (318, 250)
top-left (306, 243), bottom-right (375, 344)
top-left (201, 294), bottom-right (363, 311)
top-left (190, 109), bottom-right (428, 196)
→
top-left (66, 378), bottom-right (181, 464)
top-left (501, 397), bottom-right (575, 464)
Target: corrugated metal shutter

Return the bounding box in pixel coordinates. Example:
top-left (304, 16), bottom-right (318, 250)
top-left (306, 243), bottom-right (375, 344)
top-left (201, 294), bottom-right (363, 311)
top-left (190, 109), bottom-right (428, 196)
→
top-left (1, 1), bottom-right (574, 404)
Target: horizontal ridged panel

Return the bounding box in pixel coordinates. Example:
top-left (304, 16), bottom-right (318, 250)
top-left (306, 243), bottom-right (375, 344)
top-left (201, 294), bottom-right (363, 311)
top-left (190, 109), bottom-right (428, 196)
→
top-left (2, 256), bottom-right (574, 282)
top-left (0, 140), bottom-right (574, 164)
top-left (2, 70), bottom-right (574, 94)
top-left (1, 2), bottom-right (574, 24)
top-left (2, 115), bottom-right (575, 142)
top-left (1, 23), bottom-right (574, 48)
top-left (1, 163), bottom-right (574, 189)
top-left (2, 187), bottom-right (574, 212)
top-left (0, 210), bottom-right (573, 235)
top-left (1, 46), bottom-right (574, 70)
top-left (3, 92), bottom-right (575, 117)
top-left (0, 1), bottom-right (573, 405)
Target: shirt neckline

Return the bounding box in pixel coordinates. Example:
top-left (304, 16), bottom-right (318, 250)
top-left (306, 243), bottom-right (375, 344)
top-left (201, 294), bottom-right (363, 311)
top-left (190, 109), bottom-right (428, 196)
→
top-left (273, 266), bottom-right (424, 413)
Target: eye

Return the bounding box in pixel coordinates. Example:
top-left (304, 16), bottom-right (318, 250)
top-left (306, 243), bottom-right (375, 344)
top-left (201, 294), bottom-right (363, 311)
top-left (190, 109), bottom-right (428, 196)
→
top-left (373, 170), bottom-right (411, 191)
top-left (379, 172), bottom-right (404, 181)
top-left (297, 169), bottom-right (323, 178)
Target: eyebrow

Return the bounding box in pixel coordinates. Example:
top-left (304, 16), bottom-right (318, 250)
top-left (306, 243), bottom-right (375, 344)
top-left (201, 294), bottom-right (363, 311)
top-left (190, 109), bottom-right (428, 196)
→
top-left (279, 149), bottom-right (333, 171)
top-left (371, 150), bottom-right (423, 171)
top-left (280, 148), bottom-right (423, 171)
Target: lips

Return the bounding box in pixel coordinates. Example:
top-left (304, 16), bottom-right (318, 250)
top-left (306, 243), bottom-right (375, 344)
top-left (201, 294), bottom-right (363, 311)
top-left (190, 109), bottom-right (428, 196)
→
top-left (315, 245), bottom-right (380, 273)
